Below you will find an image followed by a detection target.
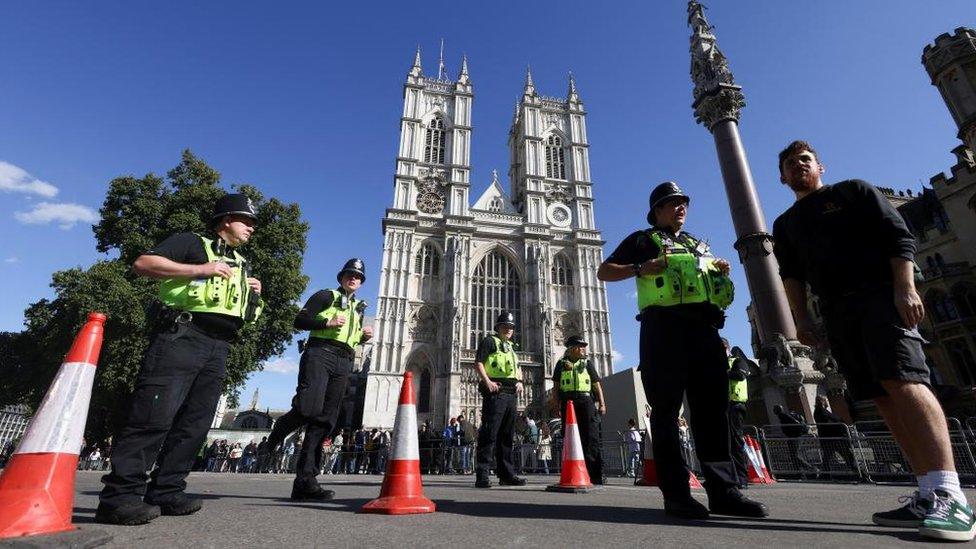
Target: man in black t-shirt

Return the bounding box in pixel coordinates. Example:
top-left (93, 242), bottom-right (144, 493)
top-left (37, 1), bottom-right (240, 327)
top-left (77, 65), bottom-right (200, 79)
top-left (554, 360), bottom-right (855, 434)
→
top-left (98, 193), bottom-right (262, 526)
top-left (773, 141), bottom-right (973, 540)
top-left (598, 181), bottom-right (767, 520)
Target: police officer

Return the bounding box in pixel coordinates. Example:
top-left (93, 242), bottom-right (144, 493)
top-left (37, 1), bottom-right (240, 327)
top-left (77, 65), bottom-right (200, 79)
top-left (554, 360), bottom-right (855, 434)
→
top-left (551, 335), bottom-right (606, 484)
top-left (474, 311), bottom-right (526, 488)
top-left (269, 259), bottom-right (372, 500)
top-left (98, 193), bottom-right (263, 525)
top-left (725, 340), bottom-right (750, 488)
top-left (597, 181), bottom-right (767, 519)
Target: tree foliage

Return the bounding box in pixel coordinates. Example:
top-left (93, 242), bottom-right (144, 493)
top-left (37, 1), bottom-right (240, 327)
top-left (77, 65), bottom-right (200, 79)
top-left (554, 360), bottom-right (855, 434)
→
top-left (0, 151), bottom-right (308, 441)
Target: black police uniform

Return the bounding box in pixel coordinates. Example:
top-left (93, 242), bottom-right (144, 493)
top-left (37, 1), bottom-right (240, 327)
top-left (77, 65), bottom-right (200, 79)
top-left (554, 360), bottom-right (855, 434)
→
top-left (271, 260), bottom-right (369, 498)
top-left (551, 355), bottom-right (603, 482)
top-left (474, 333), bottom-right (521, 484)
top-left (727, 354), bottom-right (750, 486)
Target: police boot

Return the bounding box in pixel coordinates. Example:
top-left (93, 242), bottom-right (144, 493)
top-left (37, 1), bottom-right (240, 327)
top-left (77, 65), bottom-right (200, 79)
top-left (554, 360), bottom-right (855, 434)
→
top-left (145, 493), bottom-right (204, 516)
top-left (708, 488), bottom-right (769, 518)
top-left (498, 476), bottom-right (527, 486)
top-left (291, 480), bottom-right (335, 501)
top-left (475, 473), bottom-right (492, 488)
top-left (95, 500), bottom-right (161, 525)
top-left (664, 496), bottom-right (710, 520)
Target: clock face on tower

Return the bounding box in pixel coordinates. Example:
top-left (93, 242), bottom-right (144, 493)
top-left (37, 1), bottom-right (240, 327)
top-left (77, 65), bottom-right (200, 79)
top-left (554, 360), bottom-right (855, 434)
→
top-left (547, 203), bottom-right (572, 227)
top-left (417, 192), bottom-right (445, 214)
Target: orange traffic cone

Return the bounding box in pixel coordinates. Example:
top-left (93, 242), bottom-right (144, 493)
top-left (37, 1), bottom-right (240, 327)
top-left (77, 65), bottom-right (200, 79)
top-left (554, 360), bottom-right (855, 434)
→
top-left (0, 313), bottom-right (106, 540)
top-left (546, 401), bottom-right (593, 493)
top-left (744, 435), bottom-right (776, 485)
top-left (360, 371), bottom-right (435, 514)
top-left (635, 429), bottom-right (703, 489)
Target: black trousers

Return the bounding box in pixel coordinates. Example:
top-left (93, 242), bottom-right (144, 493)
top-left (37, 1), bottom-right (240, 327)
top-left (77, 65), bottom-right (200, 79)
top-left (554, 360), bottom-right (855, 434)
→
top-left (476, 390), bottom-right (517, 480)
top-left (100, 324), bottom-right (229, 505)
top-left (639, 307), bottom-right (738, 501)
top-left (728, 402), bottom-right (749, 485)
top-left (559, 396), bottom-right (603, 481)
top-left (290, 345), bottom-right (351, 487)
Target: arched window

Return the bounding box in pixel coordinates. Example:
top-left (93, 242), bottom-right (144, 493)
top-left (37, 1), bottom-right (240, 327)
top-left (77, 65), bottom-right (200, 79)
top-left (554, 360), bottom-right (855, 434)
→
top-left (946, 339), bottom-right (976, 386)
top-left (935, 253), bottom-right (946, 267)
top-left (551, 253), bottom-right (575, 310)
top-left (952, 284), bottom-right (976, 318)
top-left (926, 290), bottom-right (958, 323)
top-left (415, 243), bottom-right (441, 277)
top-left (551, 254), bottom-right (574, 286)
top-left (926, 256), bottom-right (935, 270)
top-left (469, 249), bottom-right (521, 347)
top-left (418, 369), bottom-right (432, 414)
top-left (544, 135), bottom-right (566, 180)
top-left (424, 118), bottom-right (446, 164)
top-left (488, 197), bottom-right (503, 212)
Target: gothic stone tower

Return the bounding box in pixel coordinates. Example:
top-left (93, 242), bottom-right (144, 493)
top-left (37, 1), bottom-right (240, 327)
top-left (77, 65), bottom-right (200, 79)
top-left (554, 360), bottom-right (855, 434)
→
top-left (361, 52), bottom-right (614, 429)
top-left (924, 27), bottom-right (976, 152)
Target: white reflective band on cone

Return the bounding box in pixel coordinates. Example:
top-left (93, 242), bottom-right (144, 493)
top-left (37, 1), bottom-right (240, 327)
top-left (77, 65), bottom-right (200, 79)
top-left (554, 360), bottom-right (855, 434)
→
top-left (15, 362), bottom-right (95, 455)
top-left (563, 424), bottom-right (585, 461)
top-left (389, 403), bottom-right (419, 460)
top-left (744, 441), bottom-right (762, 471)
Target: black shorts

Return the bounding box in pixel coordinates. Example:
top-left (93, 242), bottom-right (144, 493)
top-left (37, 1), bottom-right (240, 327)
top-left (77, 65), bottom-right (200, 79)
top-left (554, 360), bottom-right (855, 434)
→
top-left (822, 289), bottom-right (930, 400)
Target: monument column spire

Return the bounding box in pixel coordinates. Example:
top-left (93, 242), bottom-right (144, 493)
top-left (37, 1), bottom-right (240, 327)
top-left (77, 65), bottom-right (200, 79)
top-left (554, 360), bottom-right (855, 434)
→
top-left (686, 1), bottom-right (820, 418)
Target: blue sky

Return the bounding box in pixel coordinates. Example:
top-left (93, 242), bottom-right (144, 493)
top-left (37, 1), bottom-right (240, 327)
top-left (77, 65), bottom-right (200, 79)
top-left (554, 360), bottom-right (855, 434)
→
top-left (1, 2), bottom-right (971, 410)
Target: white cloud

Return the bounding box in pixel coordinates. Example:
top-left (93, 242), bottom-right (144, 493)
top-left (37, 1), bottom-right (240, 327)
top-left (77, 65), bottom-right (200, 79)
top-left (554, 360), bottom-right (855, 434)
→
top-left (263, 356), bottom-right (299, 374)
top-left (14, 202), bottom-right (98, 230)
top-left (4, 257), bottom-right (18, 264)
top-left (611, 349), bottom-right (624, 362)
top-left (0, 161), bottom-right (59, 198)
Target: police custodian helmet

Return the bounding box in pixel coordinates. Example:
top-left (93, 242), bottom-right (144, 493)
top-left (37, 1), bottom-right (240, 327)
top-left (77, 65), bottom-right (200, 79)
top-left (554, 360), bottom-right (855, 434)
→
top-left (564, 335), bottom-right (588, 348)
top-left (337, 258), bottom-right (366, 283)
top-left (212, 193), bottom-right (258, 223)
top-left (495, 310), bottom-right (516, 328)
top-left (647, 181), bottom-right (690, 225)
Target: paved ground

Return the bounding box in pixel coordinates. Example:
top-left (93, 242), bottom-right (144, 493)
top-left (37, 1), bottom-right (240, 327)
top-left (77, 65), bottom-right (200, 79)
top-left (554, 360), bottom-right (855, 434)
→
top-left (12, 472), bottom-right (976, 547)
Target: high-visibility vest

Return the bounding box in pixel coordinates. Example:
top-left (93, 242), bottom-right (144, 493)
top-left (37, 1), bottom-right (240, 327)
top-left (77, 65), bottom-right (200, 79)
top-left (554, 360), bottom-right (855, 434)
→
top-left (558, 357), bottom-right (592, 393)
top-left (309, 289), bottom-right (364, 348)
top-left (158, 234), bottom-right (262, 323)
top-left (484, 335), bottom-right (518, 380)
top-left (728, 357), bottom-right (748, 403)
top-left (635, 230), bottom-right (734, 311)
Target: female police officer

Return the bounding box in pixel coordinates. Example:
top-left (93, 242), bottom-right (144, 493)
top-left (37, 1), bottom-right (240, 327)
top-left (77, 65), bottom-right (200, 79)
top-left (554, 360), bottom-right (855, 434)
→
top-left (597, 181), bottom-right (767, 519)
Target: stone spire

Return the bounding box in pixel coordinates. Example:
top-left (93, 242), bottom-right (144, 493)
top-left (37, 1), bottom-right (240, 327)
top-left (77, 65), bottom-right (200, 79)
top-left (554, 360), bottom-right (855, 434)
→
top-left (438, 38), bottom-right (447, 80)
top-left (249, 388), bottom-right (259, 410)
top-left (410, 45), bottom-right (422, 77)
top-left (688, 0), bottom-right (745, 128)
top-left (458, 53), bottom-right (469, 84)
top-left (567, 71), bottom-right (579, 100)
top-left (524, 65), bottom-right (536, 96)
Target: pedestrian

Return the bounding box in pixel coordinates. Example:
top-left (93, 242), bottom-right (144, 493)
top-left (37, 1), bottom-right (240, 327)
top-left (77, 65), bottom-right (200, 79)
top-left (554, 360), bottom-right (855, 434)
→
top-left (256, 436), bottom-right (269, 473)
top-left (772, 140), bottom-right (973, 540)
top-left (442, 419), bottom-right (457, 474)
top-left (458, 414), bottom-right (476, 474)
top-left (268, 259), bottom-right (372, 499)
top-left (597, 181), bottom-right (767, 519)
top-left (228, 442), bottom-right (243, 473)
top-left (550, 335), bottom-right (606, 484)
top-left (625, 419), bottom-right (642, 478)
top-left (813, 395), bottom-right (861, 480)
top-left (538, 424), bottom-right (553, 475)
top-left (327, 430), bottom-right (344, 474)
top-left (772, 405), bottom-right (817, 476)
top-left (474, 310), bottom-right (527, 488)
top-left (97, 193), bottom-right (263, 525)
top-left (419, 424), bottom-right (432, 474)
top-left (725, 340), bottom-right (751, 488)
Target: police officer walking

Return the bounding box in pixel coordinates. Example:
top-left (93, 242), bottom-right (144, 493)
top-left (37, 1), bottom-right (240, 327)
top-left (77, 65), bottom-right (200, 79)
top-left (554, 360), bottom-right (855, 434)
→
top-left (597, 181), bottom-right (767, 519)
top-left (474, 311), bottom-right (526, 488)
top-left (267, 259), bottom-right (372, 500)
top-left (725, 340), bottom-right (751, 488)
top-left (98, 193), bottom-right (263, 525)
top-left (551, 335), bottom-right (606, 484)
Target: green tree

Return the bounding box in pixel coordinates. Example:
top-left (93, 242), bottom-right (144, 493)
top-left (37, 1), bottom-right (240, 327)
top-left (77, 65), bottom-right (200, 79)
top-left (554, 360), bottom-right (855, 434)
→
top-left (0, 150), bottom-right (308, 441)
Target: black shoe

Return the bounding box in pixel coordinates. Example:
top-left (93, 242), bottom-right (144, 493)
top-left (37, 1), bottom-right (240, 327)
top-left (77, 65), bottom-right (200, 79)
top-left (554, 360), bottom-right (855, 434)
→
top-left (664, 496), bottom-right (710, 519)
top-left (95, 500), bottom-right (161, 525)
top-left (498, 477), bottom-right (527, 486)
top-left (145, 493), bottom-right (203, 516)
top-left (709, 490), bottom-right (769, 518)
top-left (291, 484), bottom-right (335, 501)
top-left (475, 478), bottom-right (492, 488)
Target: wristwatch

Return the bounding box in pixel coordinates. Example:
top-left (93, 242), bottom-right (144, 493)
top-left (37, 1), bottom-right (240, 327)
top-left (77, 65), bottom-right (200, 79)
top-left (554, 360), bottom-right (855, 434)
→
top-left (632, 262), bottom-right (642, 277)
